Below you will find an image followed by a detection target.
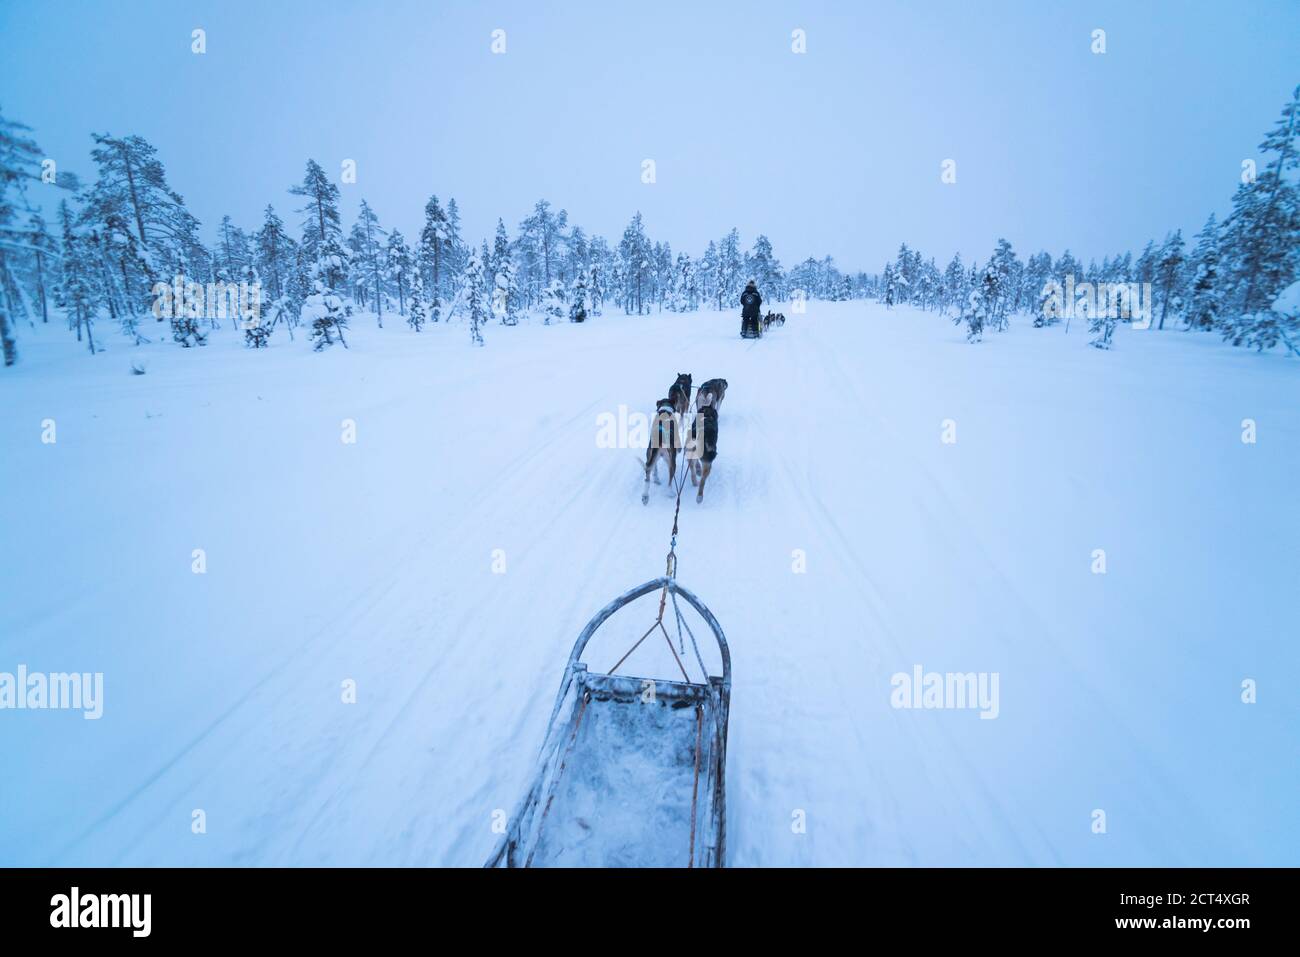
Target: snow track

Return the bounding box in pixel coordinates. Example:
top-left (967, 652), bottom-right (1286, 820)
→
top-left (1, 303), bottom-right (1296, 866)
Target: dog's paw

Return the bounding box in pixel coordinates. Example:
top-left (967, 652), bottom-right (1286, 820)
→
top-left (696, 492), bottom-right (703, 503)
top-left (641, 492), bottom-right (649, 505)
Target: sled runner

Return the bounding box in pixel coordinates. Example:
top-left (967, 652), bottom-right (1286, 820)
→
top-left (485, 576), bottom-right (732, 868)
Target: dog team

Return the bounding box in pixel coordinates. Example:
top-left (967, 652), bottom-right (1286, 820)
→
top-left (642, 373), bottom-right (727, 505)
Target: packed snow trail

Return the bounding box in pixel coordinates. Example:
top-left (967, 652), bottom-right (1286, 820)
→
top-left (1, 303), bottom-right (1296, 866)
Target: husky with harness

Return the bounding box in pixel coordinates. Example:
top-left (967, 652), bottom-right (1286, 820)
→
top-left (687, 404), bottom-right (719, 503)
top-left (642, 373), bottom-right (692, 504)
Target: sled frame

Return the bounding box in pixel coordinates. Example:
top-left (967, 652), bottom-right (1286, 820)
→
top-left (485, 577), bottom-right (731, 868)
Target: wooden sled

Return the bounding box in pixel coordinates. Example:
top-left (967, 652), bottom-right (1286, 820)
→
top-left (486, 577), bottom-right (731, 868)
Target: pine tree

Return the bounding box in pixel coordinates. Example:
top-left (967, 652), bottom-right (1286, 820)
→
top-left (244, 265), bottom-right (271, 348)
top-left (304, 233), bottom-right (351, 351)
top-left (254, 205), bottom-right (292, 303)
top-left (385, 229), bottom-right (413, 316)
top-left (461, 248), bottom-right (486, 346)
top-left (697, 240), bottom-right (718, 308)
top-left (941, 254), bottom-right (965, 317)
top-left (82, 133), bottom-right (203, 287)
top-left (986, 239), bottom-right (1018, 329)
top-left (954, 265), bottom-right (990, 343)
top-left (715, 228), bottom-right (742, 310)
top-left (749, 235), bottom-right (783, 302)
top-left (1186, 216), bottom-right (1221, 331)
top-left (542, 277), bottom-right (565, 324)
top-left (1155, 230), bottom-right (1186, 330)
top-left (1218, 85), bottom-right (1300, 352)
top-left (419, 194), bottom-right (449, 322)
top-left (406, 267), bottom-right (427, 332)
top-left (445, 197), bottom-right (467, 284)
top-left (569, 272), bottom-right (588, 322)
top-left (519, 199), bottom-right (563, 297)
top-left (618, 213), bottom-right (652, 314)
top-left (589, 260), bottom-right (605, 316)
top-left (565, 225), bottom-right (589, 288)
top-left (674, 252), bottom-right (698, 311)
top-left (56, 201), bottom-right (102, 353)
top-left (0, 108), bottom-right (64, 363)
top-left (489, 219), bottom-right (518, 325)
top-left (25, 212), bottom-right (55, 325)
top-left (355, 199), bottom-right (387, 325)
top-left (216, 215), bottom-right (253, 284)
top-left (290, 159), bottom-right (343, 265)
top-left (1024, 252), bottom-right (1054, 326)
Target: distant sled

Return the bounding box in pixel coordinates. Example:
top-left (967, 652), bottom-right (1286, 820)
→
top-left (486, 577), bottom-right (732, 868)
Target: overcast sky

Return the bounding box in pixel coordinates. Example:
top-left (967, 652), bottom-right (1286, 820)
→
top-left (3, 0), bottom-right (1297, 271)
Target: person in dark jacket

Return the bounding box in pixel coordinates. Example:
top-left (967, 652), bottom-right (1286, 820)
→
top-left (740, 280), bottom-right (762, 337)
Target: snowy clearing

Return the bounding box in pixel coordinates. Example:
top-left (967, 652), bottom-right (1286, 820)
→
top-left (1, 302), bottom-right (1297, 866)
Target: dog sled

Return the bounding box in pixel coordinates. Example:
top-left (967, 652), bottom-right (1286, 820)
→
top-left (485, 576), bottom-right (732, 868)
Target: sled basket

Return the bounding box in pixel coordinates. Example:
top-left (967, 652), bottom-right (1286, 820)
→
top-left (485, 577), bottom-right (731, 868)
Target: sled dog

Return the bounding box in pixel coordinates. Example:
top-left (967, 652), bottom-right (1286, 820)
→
top-left (695, 378), bottom-right (728, 412)
top-left (643, 398), bottom-right (681, 503)
top-left (688, 405), bottom-right (719, 503)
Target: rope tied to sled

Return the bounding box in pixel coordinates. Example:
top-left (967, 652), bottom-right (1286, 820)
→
top-left (660, 431), bottom-right (690, 648)
top-left (613, 403), bottom-right (696, 681)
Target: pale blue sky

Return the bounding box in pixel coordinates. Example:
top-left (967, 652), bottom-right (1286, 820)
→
top-left (2, 0), bottom-right (1297, 271)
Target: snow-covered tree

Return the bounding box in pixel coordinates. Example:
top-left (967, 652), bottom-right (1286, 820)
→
top-left (290, 159), bottom-right (343, 265)
top-left (881, 263), bottom-right (897, 308)
top-left (460, 247), bottom-right (486, 346)
top-left (518, 199), bottom-right (565, 304)
top-left (955, 265), bottom-right (995, 343)
top-left (1, 109), bottom-right (71, 363)
top-left (303, 241), bottom-right (351, 351)
top-left (940, 254), bottom-right (965, 317)
top-left (1023, 252), bottom-right (1053, 326)
top-left (354, 199), bottom-right (387, 325)
top-left (216, 215), bottom-right (253, 286)
top-left (542, 277), bottom-right (565, 324)
top-left (406, 267), bottom-right (426, 332)
top-left (618, 213), bottom-right (652, 314)
top-left (488, 219), bottom-right (517, 325)
top-left (986, 238), bottom-right (1019, 330)
top-left (1088, 293), bottom-right (1118, 349)
top-left (56, 200), bottom-right (102, 353)
top-left (254, 205), bottom-right (293, 304)
top-left (1217, 85), bottom-right (1300, 351)
top-left (419, 194), bottom-right (450, 322)
top-left (715, 228), bottom-right (743, 310)
top-left (1186, 216), bottom-right (1221, 332)
top-left (1155, 230), bottom-right (1186, 330)
top-left (749, 234), bottom-right (783, 303)
top-left (569, 271), bottom-right (588, 322)
top-left (385, 229), bottom-right (413, 316)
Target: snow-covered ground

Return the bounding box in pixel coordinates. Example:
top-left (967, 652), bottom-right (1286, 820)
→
top-left (1, 302), bottom-right (1296, 866)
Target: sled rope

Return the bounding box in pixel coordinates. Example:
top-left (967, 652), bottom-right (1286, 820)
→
top-left (661, 400), bottom-right (693, 650)
top-left (612, 397), bottom-right (697, 682)
top-left (687, 702), bottom-right (704, 868)
top-left (671, 590), bottom-right (710, 687)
